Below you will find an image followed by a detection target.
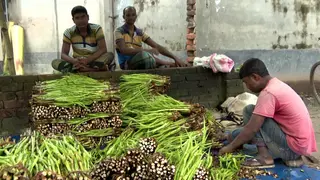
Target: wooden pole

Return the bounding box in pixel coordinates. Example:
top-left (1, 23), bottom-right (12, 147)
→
top-left (0, 0), bottom-right (15, 75)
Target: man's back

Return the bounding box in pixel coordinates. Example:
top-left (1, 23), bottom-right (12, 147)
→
top-left (254, 78), bottom-right (317, 155)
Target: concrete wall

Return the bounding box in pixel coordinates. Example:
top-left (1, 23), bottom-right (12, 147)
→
top-left (196, 0), bottom-right (320, 80)
top-left (0, 67), bottom-right (243, 135)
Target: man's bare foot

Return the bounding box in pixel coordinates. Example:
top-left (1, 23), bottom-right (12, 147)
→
top-left (285, 156), bottom-right (304, 167)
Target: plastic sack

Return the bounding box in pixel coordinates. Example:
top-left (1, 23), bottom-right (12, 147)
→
top-left (193, 53), bottom-right (234, 73)
top-left (220, 92), bottom-right (258, 118)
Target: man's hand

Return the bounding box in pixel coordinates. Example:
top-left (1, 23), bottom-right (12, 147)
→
top-left (72, 60), bottom-right (87, 70)
top-left (218, 144), bottom-right (235, 155)
top-left (174, 58), bottom-right (190, 67)
top-left (78, 58), bottom-right (91, 65)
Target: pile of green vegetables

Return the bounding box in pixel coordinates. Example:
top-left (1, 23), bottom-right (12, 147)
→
top-left (30, 74), bottom-right (122, 149)
top-left (0, 73), bottom-right (255, 180)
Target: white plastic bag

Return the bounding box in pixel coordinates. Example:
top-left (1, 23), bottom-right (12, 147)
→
top-left (193, 53), bottom-right (234, 73)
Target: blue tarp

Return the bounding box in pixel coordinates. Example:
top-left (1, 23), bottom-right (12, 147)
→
top-left (222, 138), bottom-right (320, 180)
top-left (247, 159), bottom-right (320, 180)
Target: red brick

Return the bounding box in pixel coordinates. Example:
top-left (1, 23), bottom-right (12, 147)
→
top-left (4, 100), bottom-right (21, 109)
top-left (186, 39), bottom-right (194, 45)
top-left (0, 109), bottom-right (16, 119)
top-left (187, 33), bottom-right (196, 40)
top-left (193, 4), bottom-right (196, 10)
top-left (187, 5), bottom-right (193, 10)
top-left (187, 10), bottom-right (196, 16)
top-left (187, 51), bottom-right (195, 57)
top-left (187, 45), bottom-right (196, 51)
top-left (186, 16), bottom-right (194, 22)
top-left (187, 20), bottom-right (196, 28)
top-left (187, 0), bottom-right (196, 5)
top-left (187, 28), bottom-right (195, 34)
top-left (187, 57), bottom-right (195, 63)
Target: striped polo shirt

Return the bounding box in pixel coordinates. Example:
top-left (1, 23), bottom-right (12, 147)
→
top-left (114, 24), bottom-right (150, 66)
top-left (63, 23), bottom-right (105, 58)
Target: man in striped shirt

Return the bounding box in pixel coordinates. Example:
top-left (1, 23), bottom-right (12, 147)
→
top-left (52, 6), bottom-right (114, 73)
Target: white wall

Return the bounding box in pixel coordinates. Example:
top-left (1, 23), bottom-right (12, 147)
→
top-left (196, 0), bottom-right (320, 51)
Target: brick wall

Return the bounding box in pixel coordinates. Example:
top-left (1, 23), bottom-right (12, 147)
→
top-left (0, 67), bottom-right (244, 135)
top-left (186, 0), bottom-right (196, 63)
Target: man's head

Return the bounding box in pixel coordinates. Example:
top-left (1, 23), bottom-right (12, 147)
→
top-left (71, 6), bottom-right (89, 28)
top-left (239, 58), bottom-right (271, 93)
top-left (123, 6), bottom-right (137, 25)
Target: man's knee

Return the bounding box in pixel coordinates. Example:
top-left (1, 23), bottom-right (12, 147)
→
top-left (51, 59), bottom-right (63, 70)
top-left (106, 52), bottom-right (114, 63)
top-left (243, 104), bottom-right (255, 124)
top-left (97, 52), bottom-right (114, 65)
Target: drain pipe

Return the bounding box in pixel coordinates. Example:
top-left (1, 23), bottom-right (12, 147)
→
top-left (4, 0), bottom-right (8, 22)
top-left (54, 0), bottom-right (60, 59)
top-left (111, 0), bottom-right (115, 52)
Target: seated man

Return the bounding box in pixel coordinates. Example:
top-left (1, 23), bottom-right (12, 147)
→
top-left (115, 6), bottom-right (189, 70)
top-left (219, 58), bottom-right (317, 168)
top-left (52, 6), bottom-right (114, 73)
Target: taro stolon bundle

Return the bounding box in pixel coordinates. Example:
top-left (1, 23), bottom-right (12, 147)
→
top-left (29, 74), bottom-right (122, 148)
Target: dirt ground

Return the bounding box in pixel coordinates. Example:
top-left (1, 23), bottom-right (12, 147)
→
top-left (303, 96), bottom-right (320, 161)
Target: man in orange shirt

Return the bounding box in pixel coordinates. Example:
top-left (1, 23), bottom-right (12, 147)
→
top-left (219, 58), bottom-right (317, 168)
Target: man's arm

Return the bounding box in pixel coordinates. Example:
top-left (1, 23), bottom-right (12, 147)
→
top-left (144, 38), bottom-right (177, 60)
top-left (219, 91), bottom-right (276, 155)
top-left (229, 114), bottom-right (265, 150)
top-left (61, 42), bottom-right (77, 64)
top-left (144, 38), bottom-right (189, 67)
top-left (116, 39), bottom-right (146, 55)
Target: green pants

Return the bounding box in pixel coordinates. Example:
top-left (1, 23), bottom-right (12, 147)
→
top-left (126, 51), bottom-right (157, 70)
top-left (52, 52), bottom-right (115, 73)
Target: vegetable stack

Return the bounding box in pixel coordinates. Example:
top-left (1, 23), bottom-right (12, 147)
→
top-left (29, 74), bottom-right (123, 148)
top-left (0, 132), bottom-right (93, 178)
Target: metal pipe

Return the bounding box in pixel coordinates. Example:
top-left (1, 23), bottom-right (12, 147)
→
top-left (54, 0), bottom-right (60, 58)
top-left (4, 0), bottom-right (8, 22)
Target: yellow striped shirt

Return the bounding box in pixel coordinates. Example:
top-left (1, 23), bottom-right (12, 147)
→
top-left (63, 23), bottom-right (105, 58)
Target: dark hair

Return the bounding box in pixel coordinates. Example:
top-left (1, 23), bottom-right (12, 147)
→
top-left (71, 6), bottom-right (88, 17)
top-left (123, 6), bottom-right (136, 16)
top-left (239, 58), bottom-right (269, 79)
